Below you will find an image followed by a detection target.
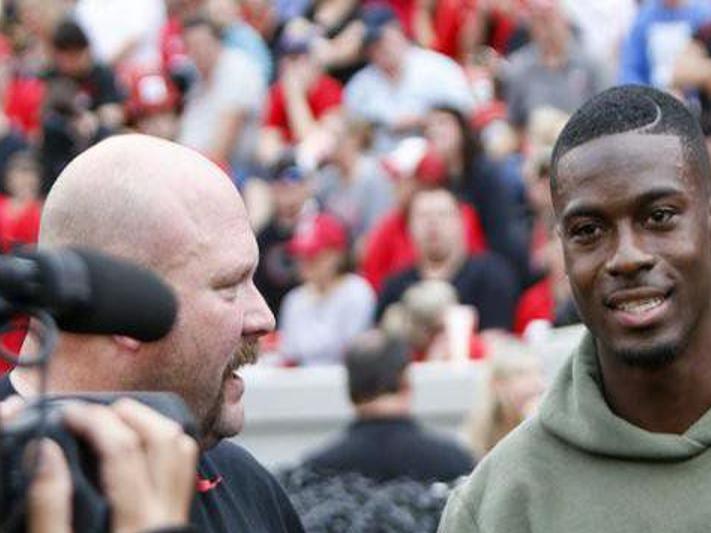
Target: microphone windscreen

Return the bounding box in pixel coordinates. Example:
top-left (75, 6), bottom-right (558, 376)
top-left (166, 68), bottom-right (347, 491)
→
top-left (56, 248), bottom-right (178, 342)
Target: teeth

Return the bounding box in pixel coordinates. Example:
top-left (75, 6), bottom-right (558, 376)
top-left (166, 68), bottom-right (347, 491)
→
top-left (616, 297), bottom-right (664, 313)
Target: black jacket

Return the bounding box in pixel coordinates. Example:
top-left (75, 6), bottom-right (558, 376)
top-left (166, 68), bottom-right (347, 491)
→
top-left (304, 416), bottom-right (474, 483)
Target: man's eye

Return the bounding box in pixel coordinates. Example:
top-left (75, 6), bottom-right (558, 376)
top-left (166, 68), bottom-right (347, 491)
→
top-left (569, 223), bottom-right (602, 244)
top-left (647, 208), bottom-right (677, 227)
top-left (217, 285), bottom-right (239, 300)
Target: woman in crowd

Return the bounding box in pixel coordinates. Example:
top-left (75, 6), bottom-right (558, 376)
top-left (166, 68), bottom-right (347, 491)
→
top-left (279, 212), bottom-right (375, 365)
top-left (424, 105), bottom-right (532, 289)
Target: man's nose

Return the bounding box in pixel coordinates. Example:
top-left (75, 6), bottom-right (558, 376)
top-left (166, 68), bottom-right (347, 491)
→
top-left (243, 282), bottom-right (276, 337)
top-left (605, 223), bottom-right (655, 277)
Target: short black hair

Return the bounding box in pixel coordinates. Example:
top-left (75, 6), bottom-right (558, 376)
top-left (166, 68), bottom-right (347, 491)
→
top-left (52, 19), bottom-right (89, 51)
top-left (345, 330), bottom-right (410, 405)
top-left (551, 85), bottom-right (711, 191)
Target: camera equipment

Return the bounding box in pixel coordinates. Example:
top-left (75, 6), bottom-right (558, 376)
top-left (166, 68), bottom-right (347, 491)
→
top-left (0, 246), bottom-right (178, 342)
top-left (0, 392), bottom-right (198, 533)
top-left (0, 246), bottom-right (186, 532)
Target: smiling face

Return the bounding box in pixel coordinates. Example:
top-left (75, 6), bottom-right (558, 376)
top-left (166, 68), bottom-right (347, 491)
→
top-left (37, 135), bottom-right (276, 450)
top-left (138, 178), bottom-right (275, 448)
top-left (553, 131), bottom-right (711, 367)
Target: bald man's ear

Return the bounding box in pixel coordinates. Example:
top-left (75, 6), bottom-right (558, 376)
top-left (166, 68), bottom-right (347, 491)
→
top-left (112, 335), bottom-right (142, 352)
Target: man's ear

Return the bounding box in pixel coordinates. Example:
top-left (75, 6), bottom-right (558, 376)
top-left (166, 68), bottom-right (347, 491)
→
top-left (112, 335), bottom-right (142, 352)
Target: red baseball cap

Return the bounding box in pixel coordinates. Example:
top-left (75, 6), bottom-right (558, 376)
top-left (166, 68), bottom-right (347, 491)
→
top-left (288, 213), bottom-right (348, 258)
top-left (126, 70), bottom-right (178, 120)
top-left (381, 137), bottom-right (447, 186)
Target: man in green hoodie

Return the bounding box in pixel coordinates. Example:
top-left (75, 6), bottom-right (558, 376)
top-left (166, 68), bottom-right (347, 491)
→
top-left (439, 84), bottom-right (711, 533)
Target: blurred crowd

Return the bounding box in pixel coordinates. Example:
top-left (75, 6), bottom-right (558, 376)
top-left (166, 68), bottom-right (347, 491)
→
top-left (3, 0), bottom-right (711, 495)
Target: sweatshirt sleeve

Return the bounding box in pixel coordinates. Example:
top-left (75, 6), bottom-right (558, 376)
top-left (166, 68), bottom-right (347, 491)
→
top-left (438, 485), bottom-right (481, 533)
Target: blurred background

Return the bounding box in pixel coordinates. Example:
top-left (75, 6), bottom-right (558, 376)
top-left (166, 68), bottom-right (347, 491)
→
top-left (1, 0), bottom-right (710, 530)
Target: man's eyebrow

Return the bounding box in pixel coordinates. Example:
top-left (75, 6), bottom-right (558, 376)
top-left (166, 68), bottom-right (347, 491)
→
top-left (560, 203), bottom-right (604, 225)
top-left (211, 263), bottom-right (254, 285)
top-left (632, 186), bottom-right (686, 207)
top-left (560, 186), bottom-right (685, 225)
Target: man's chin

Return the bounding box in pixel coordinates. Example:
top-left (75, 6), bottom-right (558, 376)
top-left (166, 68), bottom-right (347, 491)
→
top-left (603, 332), bottom-right (682, 369)
top-left (204, 403), bottom-right (245, 445)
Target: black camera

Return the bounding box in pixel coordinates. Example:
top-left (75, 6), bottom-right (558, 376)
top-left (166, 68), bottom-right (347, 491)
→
top-left (0, 392), bottom-right (197, 533)
top-left (0, 247), bottom-right (183, 532)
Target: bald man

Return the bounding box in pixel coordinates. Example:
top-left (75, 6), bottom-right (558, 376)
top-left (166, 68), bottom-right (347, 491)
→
top-left (0, 135), bottom-right (305, 532)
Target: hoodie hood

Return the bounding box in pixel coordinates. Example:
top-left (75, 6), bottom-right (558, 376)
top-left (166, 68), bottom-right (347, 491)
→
top-left (539, 331), bottom-right (711, 461)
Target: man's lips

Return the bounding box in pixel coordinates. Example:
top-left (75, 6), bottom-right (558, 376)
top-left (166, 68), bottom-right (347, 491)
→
top-left (604, 287), bottom-right (673, 328)
top-left (604, 287), bottom-right (671, 310)
top-left (223, 370), bottom-right (245, 404)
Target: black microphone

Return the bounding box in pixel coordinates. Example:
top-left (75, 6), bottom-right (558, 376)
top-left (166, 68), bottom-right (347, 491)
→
top-left (0, 247), bottom-right (178, 342)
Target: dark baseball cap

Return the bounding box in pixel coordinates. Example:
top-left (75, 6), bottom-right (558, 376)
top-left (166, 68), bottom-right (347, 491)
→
top-left (277, 22), bottom-right (316, 55)
top-left (361, 4), bottom-right (400, 47)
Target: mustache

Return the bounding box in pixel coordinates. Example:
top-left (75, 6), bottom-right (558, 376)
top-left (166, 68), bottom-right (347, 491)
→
top-left (236, 339), bottom-right (259, 367)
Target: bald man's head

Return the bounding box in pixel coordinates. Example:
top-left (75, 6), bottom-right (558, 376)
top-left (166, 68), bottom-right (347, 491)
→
top-left (40, 134), bottom-right (245, 274)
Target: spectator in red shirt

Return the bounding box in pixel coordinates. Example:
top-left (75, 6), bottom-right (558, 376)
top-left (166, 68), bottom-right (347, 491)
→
top-left (412, 0), bottom-right (478, 62)
top-left (258, 20), bottom-right (343, 167)
top-left (0, 151), bottom-right (42, 253)
top-left (359, 136), bottom-right (487, 292)
top-left (376, 187), bottom-right (518, 331)
top-left (0, 32), bottom-right (45, 140)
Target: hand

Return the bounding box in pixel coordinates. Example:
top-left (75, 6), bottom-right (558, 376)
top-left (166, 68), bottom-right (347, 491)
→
top-left (0, 396), bottom-right (71, 533)
top-left (62, 398), bottom-right (199, 533)
top-left (0, 396), bottom-right (199, 533)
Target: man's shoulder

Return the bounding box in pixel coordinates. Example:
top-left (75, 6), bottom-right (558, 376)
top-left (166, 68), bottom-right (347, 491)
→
top-left (203, 440), bottom-right (293, 501)
top-left (280, 284), bottom-right (310, 313)
top-left (381, 267), bottom-right (419, 294)
top-left (338, 273), bottom-right (375, 299)
top-left (219, 48), bottom-right (260, 73)
top-left (407, 46), bottom-right (461, 73)
top-left (445, 417), bottom-right (556, 518)
top-left (501, 44), bottom-right (538, 77)
top-left (205, 440), bottom-right (274, 481)
top-left (302, 434), bottom-right (352, 471)
top-left (197, 441), bottom-right (305, 532)
top-left (407, 425), bottom-right (474, 474)
top-left (345, 64), bottom-right (385, 93)
top-left (461, 253), bottom-right (514, 277)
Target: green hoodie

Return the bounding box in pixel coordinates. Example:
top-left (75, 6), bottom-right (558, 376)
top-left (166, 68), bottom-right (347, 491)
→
top-left (438, 331), bottom-right (711, 533)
